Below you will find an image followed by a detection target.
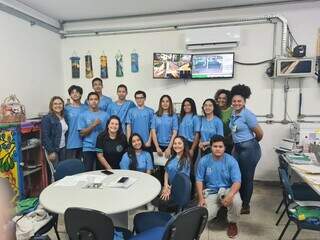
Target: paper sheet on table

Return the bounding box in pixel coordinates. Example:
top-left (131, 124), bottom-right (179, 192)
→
top-left (153, 153), bottom-right (168, 166)
top-left (54, 176), bottom-right (80, 187)
top-left (308, 175), bottom-right (320, 185)
top-left (292, 164), bottom-right (320, 174)
top-left (75, 174), bottom-right (107, 183)
top-left (108, 177), bottom-right (137, 189)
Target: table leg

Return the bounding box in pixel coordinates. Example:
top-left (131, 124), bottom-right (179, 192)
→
top-left (108, 211), bottom-right (130, 229)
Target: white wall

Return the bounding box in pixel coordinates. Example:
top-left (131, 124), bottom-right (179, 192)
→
top-left (59, 2), bottom-right (320, 181)
top-left (0, 11), bottom-right (63, 118)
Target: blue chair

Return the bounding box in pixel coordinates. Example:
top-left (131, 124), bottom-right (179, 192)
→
top-left (277, 168), bottom-right (320, 240)
top-left (34, 159), bottom-right (85, 240)
top-left (133, 173), bottom-right (191, 234)
top-left (64, 207), bottom-right (132, 240)
top-left (54, 158), bottom-right (85, 181)
top-left (275, 156), bottom-right (320, 226)
top-left (130, 207), bottom-right (208, 240)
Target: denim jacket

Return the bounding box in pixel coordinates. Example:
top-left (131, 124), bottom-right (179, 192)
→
top-left (41, 113), bottom-right (64, 154)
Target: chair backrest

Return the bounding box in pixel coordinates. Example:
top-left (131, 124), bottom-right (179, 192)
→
top-left (162, 206), bottom-right (208, 240)
top-left (54, 159), bottom-right (85, 181)
top-left (170, 173), bottom-right (192, 209)
top-left (64, 208), bottom-right (114, 240)
top-left (278, 168), bottom-right (295, 206)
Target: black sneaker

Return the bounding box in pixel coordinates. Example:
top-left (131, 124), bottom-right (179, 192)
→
top-left (240, 205), bottom-right (250, 215)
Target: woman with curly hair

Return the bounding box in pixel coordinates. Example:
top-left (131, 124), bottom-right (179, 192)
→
top-left (229, 84), bottom-right (263, 215)
top-left (215, 89), bottom-right (233, 154)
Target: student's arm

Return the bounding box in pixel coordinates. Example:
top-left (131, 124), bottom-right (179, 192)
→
top-left (190, 132), bottom-right (200, 160)
top-left (80, 119), bottom-right (101, 137)
top-left (97, 153), bottom-right (112, 170)
top-left (160, 172), bottom-right (171, 200)
top-left (151, 115), bottom-right (163, 156)
top-left (126, 124), bottom-right (132, 141)
top-left (146, 152), bottom-right (153, 175)
top-left (216, 118), bottom-right (224, 136)
top-left (196, 181), bottom-right (206, 207)
top-left (164, 129), bottom-right (177, 158)
top-left (252, 125), bottom-right (263, 142)
top-left (145, 109), bottom-right (154, 147)
top-left (221, 182), bottom-right (241, 207)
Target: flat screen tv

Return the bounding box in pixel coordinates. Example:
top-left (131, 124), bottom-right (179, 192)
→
top-left (153, 53), bottom-right (192, 79)
top-left (191, 52), bottom-right (234, 79)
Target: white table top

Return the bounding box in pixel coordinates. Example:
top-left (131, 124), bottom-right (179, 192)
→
top-left (39, 170), bottom-right (161, 215)
top-left (282, 154), bottom-right (320, 195)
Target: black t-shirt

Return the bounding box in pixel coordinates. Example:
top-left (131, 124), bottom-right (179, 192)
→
top-left (96, 133), bottom-right (128, 169)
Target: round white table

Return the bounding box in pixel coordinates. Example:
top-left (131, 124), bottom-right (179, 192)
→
top-left (40, 170), bottom-right (161, 228)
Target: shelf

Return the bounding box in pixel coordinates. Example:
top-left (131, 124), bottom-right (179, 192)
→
top-left (22, 142), bottom-right (40, 151)
top-left (23, 167), bottom-right (42, 177)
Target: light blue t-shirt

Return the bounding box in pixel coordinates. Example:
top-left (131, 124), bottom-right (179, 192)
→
top-left (64, 104), bottom-right (87, 149)
top-left (107, 100), bottom-right (136, 131)
top-left (85, 95), bottom-right (112, 112)
top-left (229, 107), bottom-right (257, 143)
top-left (126, 106), bottom-right (154, 143)
top-left (200, 116), bottom-right (224, 142)
top-left (77, 110), bottom-right (109, 152)
top-left (178, 114), bottom-right (201, 142)
top-left (165, 155), bottom-right (190, 184)
top-left (120, 151), bottom-right (153, 172)
top-left (196, 153), bottom-right (241, 193)
top-left (151, 113), bottom-right (179, 147)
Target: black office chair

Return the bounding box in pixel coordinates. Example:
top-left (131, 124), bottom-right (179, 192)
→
top-left (130, 206), bottom-right (208, 240)
top-left (277, 168), bottom-right (320, 240)
top-left (133, 173), bottom-right (191, 233)
top-left (64, 208), bottom-right (132, 240)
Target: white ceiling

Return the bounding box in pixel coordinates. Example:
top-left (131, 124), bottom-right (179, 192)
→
top-left (17, 0), bottom-right (308, 21)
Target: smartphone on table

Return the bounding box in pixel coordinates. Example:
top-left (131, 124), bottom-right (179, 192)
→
top-left (117, 177), bottom-right (129, 183)
top-left (101, 170), bottom-right (113, 175)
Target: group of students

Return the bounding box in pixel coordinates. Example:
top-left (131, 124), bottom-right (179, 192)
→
top-left (41, 77), bottom-right (263, 238)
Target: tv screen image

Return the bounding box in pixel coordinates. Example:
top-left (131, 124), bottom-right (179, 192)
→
top-left (192, 53), bottom-right (234, 79)
top-left (153, 53), bottom-right (192, 79)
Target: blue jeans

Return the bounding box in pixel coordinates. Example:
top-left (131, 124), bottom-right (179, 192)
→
top-left (233, 138), bottom-right (261, 207)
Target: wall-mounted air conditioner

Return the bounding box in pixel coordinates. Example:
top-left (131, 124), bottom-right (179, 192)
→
top-left (184, 26), bottom-right (240, 51)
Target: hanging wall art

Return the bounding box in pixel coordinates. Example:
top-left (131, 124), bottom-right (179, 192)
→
top-left (85, 54), bottom-right (93, 79)
top-left (115, 51), bottom-right (124, 77)
top-left (70, 54), bottom-right (80, 79)
top-left (100, 53), bottom-right (108, 79)
top-left (131, 50), bottom-right (139, 73)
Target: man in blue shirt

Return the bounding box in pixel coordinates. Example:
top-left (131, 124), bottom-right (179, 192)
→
top-left (78, 92), bottom-right (109, 171)
top-left (65, 85), bottom-right (87, 159)
top-left (126, 90), bottom-right (154, 146)
top-left (86, 77), bottom-right (112, 112)
top-left (107, 84), bottom-right (135, 133)
top-left (196, 135), bottom-right (242, 239)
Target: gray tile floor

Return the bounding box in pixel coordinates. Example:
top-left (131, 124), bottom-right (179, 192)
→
top-left (49, 183), bottom-right (320, 240)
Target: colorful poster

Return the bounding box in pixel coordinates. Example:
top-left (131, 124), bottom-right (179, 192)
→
top-left (116, 52), bottom-right (124, 77)
top-left (131, 52), bottom-right (139, 73)
top-left (0, 129), bottom-right (19, 202)
top-left (100, 54), bottom-right (108, 79)
top-left (70, 56), bottom-right (80, 78)
top-left (85, 55), bottom-right (93, 79)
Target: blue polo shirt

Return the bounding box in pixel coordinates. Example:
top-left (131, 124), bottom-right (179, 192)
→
top-left (64, 104), bottom-right (87, 149)
top-left (229, 107), bottom-right (257, 143)
top-left (107, 100), bottom-right (136, 130)
top-left (77, 110), bottom-right (109, 152)
top-left (85, 95), bottom-right (112, 112)
top-left (196, 153), bottom-right (241, 192)
top-left (126, 106), bottom-right (154, 143)
top-left (178, 114), bottom-right (201, 142)
top-left (165, 155), bottom-right (190, 184)
top-left (200, 116), bottom-right (224, 142)
top-left (120, 151), bottom-right (153, 172)
top-left (151, 113), bottom-right (179, 147)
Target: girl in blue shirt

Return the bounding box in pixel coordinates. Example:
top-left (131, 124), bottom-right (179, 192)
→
top-left (151, 95), bottom-right (178, 159)
top-left (160, 136), bottom-right (191, 210)
top-left (120, 133), bottom-right (153, 174)
top-left (178, 98), bottom-right (200, 163)
top-left (229, 84), bottom-right (263, 214)
top-left (199, 98), bottom-right (224, 156)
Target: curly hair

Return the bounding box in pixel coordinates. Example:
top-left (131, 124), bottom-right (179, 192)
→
top-left (214, 89), bottom-right (231, 107)
top-left (230, 84), bottom-right (252, 100)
